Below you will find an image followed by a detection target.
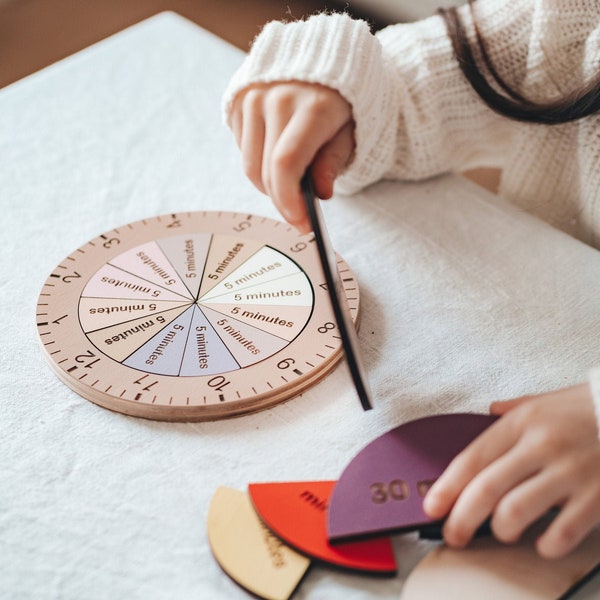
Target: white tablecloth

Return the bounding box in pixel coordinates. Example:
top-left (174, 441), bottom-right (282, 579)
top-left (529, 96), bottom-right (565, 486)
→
top-left (2, 12), bottom-right (600, 600)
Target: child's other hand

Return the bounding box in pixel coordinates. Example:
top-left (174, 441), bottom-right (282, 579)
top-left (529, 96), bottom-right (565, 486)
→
top-left (229, 82), bottom-right (355, 233)
top-left (423, 384), bottom-right (600, 558)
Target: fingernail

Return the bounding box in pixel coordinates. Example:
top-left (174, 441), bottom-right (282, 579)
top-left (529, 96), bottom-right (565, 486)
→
top-left (423, 490), bottom-right (449, 519)
top-left (279, 204), bottom-right (299, 223)
top-left (296, 221), bottom-right (311, 235)
top-left (422, 492), bottom-right (437, 512)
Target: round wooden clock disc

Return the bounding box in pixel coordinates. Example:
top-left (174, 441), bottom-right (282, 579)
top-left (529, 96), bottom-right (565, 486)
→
top-left (36, 211), bottom-right (360, 421)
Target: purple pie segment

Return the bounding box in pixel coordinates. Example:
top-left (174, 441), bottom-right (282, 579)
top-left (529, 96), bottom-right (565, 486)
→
top-left (327, 413), bottom-right (497, 543)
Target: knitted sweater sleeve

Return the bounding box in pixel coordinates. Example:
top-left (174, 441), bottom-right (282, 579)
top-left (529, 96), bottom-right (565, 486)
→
top-left (222, 4), bottom-right (522, 194)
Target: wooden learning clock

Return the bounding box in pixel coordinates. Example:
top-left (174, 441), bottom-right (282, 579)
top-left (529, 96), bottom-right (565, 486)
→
top-left (36, 211), bottom-right (360, 421)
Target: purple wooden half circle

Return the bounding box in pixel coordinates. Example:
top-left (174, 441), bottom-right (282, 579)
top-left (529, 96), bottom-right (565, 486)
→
top-left (327, 413), bottom-right (497, 543)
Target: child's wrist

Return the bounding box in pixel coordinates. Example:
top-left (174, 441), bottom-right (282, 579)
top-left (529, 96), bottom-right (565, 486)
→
top-left (223, 14), bottom-right (374, 124)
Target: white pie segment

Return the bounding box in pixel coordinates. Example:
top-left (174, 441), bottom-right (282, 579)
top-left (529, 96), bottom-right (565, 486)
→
top-left (200, 272), bottom-right (313, 307)
top-left (199, 246), bottom-right (302, 301)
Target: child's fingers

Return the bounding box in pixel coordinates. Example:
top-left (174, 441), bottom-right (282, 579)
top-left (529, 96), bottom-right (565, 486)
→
top-left (536, 486), bottom-right (600, 558)
top-left (490, 394), bottom-right (535, 415)
top-left (238, 95), bottom-right (267, 194)
top-left (312, 121), bottom-right (355, 200)
top-left (423, 416), bottom-right (521, 518)
top-left (490, 468), bottom-right (567, 544)
top-left (535, 446), bottom-right (600, 558)
top-left (228, 82), bottom-right (353, 230)
top-left (267, 109), bottom-right (352, 228)
top-left (424, 384), bottom-right (600, 556)
top-left (492, 435), bottom-right (600, 553)
top-left (229, 99), bottom-right (243, 148)
top-left (490, 384), bottom-right (592, 417)
top-left (441, 444), bottom-right (540, 547)
top-left (261, 97), bottom-right (297, 202)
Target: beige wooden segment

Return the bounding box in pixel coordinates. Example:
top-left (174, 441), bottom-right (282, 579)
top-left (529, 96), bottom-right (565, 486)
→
top-left (86, 304), bottom-right (190, 362)
top-left (207, 487), bottom-right (310, 600)
top-left (196, 302), bottom-right (311, 341)
top-left (198, 234), bottom-right (264, 298)
top-left (157, 232), bottom-right (212, 299)
top-left (401, 520), bottom-right (600, 599)
top-left (78, 297), bottom-right (191, 332)
top-left (199, 305), bottom-right (288, 367)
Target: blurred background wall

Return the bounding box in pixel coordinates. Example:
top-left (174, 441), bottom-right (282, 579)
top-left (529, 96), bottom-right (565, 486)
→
top-left (0, 0), bottom-right (465, 88)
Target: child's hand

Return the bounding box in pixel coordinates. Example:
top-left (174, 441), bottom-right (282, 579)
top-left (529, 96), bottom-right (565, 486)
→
top-left (423, 384), bottom-right (600, 558)
top-left (229, 82), bottom-right (355, 233)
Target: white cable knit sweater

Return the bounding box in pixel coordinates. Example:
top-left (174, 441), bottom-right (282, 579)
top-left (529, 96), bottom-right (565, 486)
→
top-left (222, 0), bottom-right (600, 430)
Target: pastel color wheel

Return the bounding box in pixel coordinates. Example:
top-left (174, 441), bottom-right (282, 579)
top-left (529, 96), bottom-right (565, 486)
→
top-left (36, 211), bottom-right (360, 421)
top-left (327, 413), bottom-right (497, 542)
top-left (248, 480), bottom-right (397, 574)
